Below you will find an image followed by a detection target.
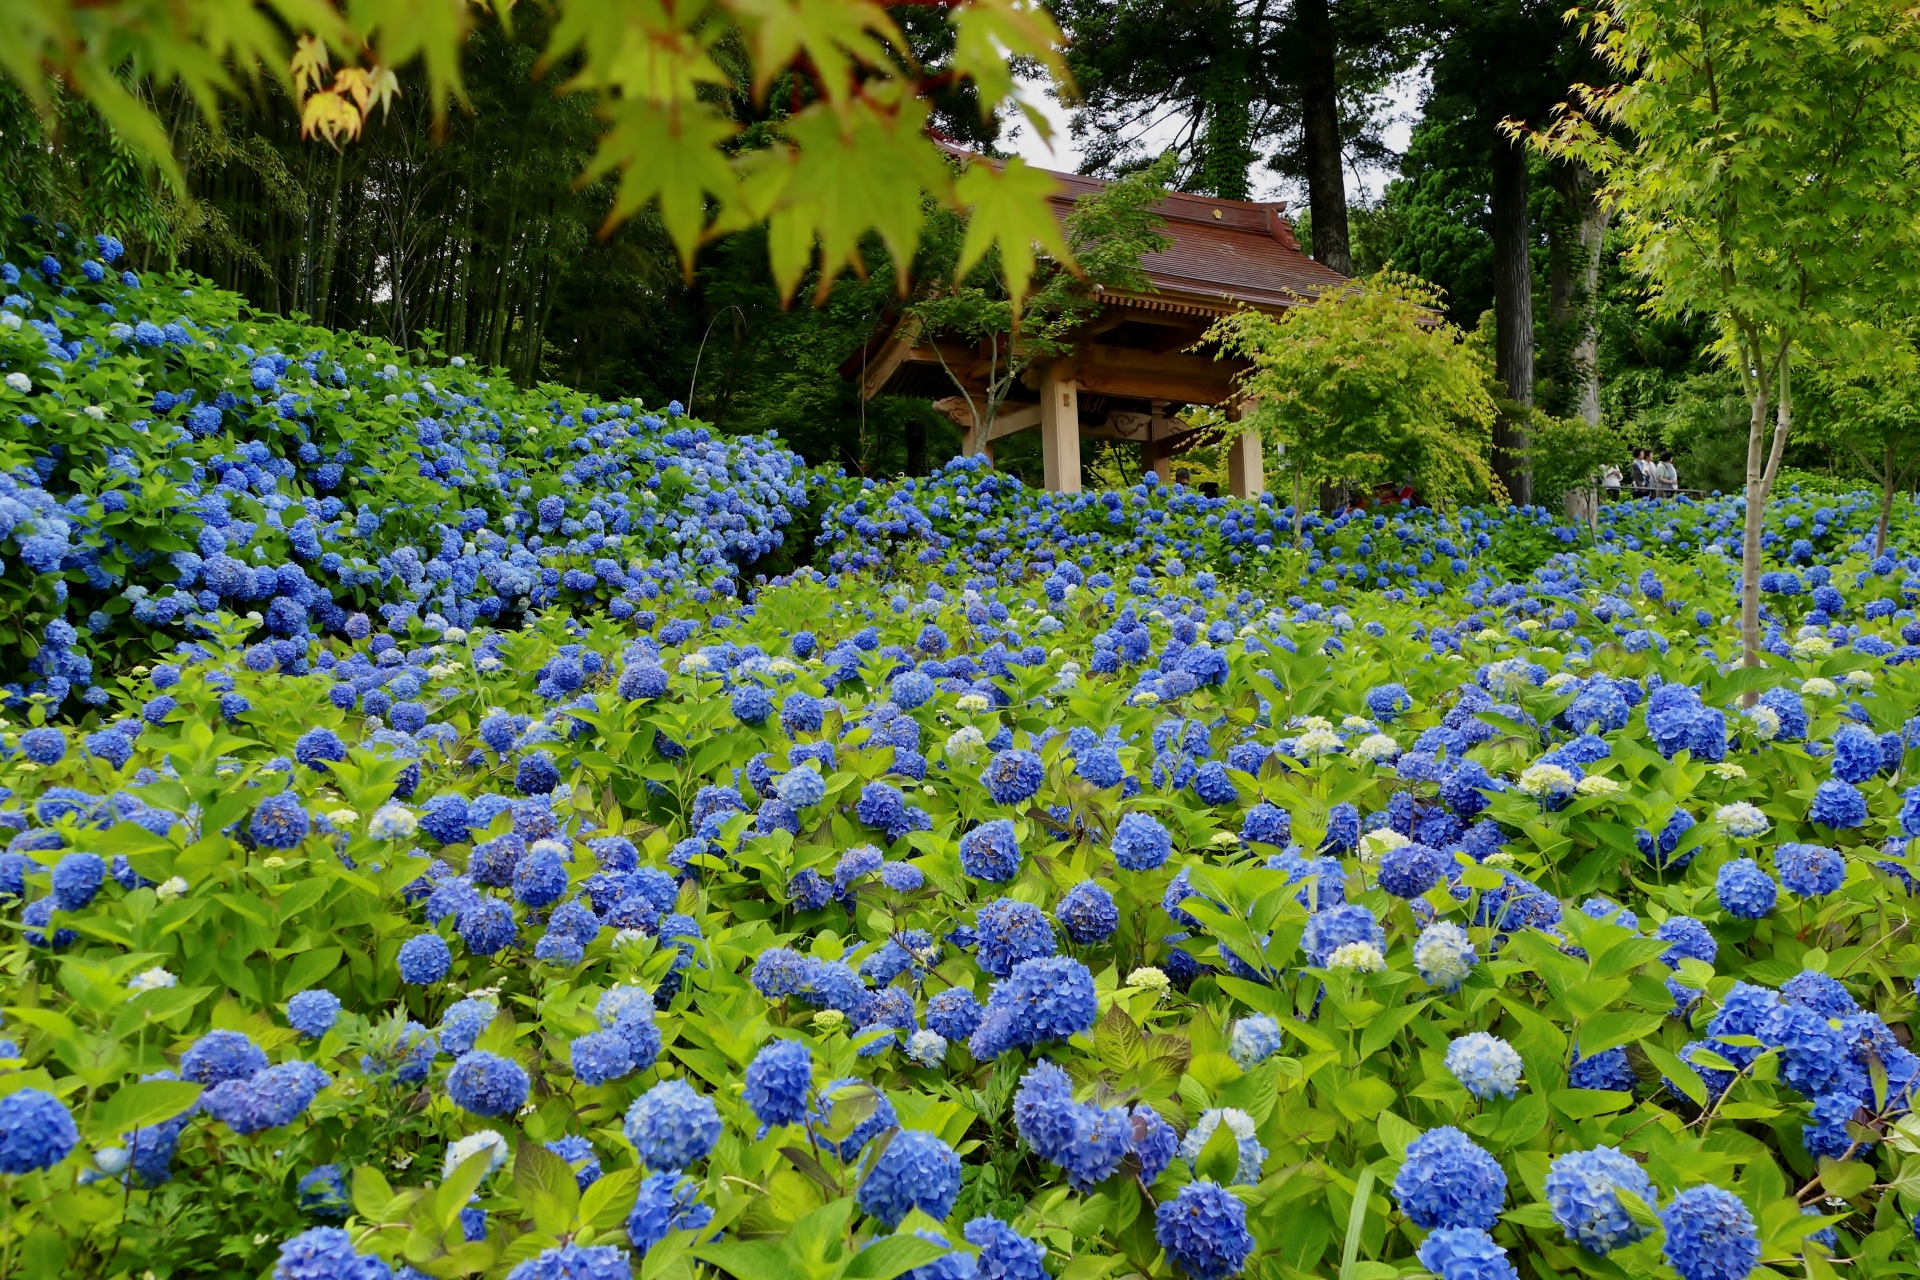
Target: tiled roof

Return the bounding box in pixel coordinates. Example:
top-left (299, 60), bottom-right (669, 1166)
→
top-left (1040, 169), bottom-right (1350, 312)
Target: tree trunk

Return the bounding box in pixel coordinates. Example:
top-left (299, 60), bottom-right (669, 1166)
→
top-left (1877, 445), bottom-right (1894, 558)
top-left (1490, 130), bottom-right (1534, 505)
top-left (1297, 0), bottom-right (1351, 275)
top-left (1740, 335), bottom-right (1794, 683)
top-left (313, 149), bottom-right (345, 329)
top-left (906, 417), bottom-right (927, 476)
top-left (1201, 18), bottom-right (1252, 202)
top-left (1571, 173), bottom-right (1608, 427)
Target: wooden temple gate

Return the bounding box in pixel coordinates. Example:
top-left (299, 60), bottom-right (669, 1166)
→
top-left (850, 168), bottom-right (1349, 497)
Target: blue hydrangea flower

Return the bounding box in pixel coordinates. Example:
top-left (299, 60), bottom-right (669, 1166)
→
top-left (1544, 1146), bottom-right (1657, 1255)
top-left (1154, 1180), bottom-right (1254, 1280)
top-left (1179, 1108), bottom-right (1266, 1185)
top-left (1391, 1126), bottom-right (1506, 1230)
top-left (744, 1039), bottom-right (812, 1131)
top-left (181, 1030), bottom-right (269, 1085)
top-left (1660, 1185), bottom-right (1760, 1280)
top-left (1228, 1015), bottom-right (1282, 1069)
top-left (1055, 881), bottom-right (1118, 944)
top-left (398, 932), bottom-right (453, 984)
top-left (1715, 858), bottom-right (1777, 919)
top-left (981, 749), bottom-right (1044, 806)
top-left (975, 898), bottom-right (1056, 977)
top-left (0, 1088), bottom-right (78, 1173)
top-left (857, 1129), bottom-right (961, 1228)
top-left (505, 1243), bottom-right (634, 1280)
top-left (1775, 843), bottom-right (1844, 897)
top-left (627, 1170), bottom-right (714, 1253)
top-left (1378, 841), bottom-right (1444, 899)
top-left (963, 1217), bottom-right (1047, 1280)
top-left (958, 819), bottom-right (1022, 882)
top-left (570, 1030), bottom-right (635, 1086)
top-left (296, 1164), bottom-right (350, 1219)
top-left (625, 1079), bottom-right (721, 1171)
top-left (1415, 1228), bottom-right (1517, 1280)
top-left (926, 987), bottom-right (984, 1041)
top-left (1302, 904), bottom-right (1383, 967)
top-left (446, 1051), bottom-right (530, 1117)
top-left (1809, 780), bottom-right (1867, 829)
top-left (272, 1227), bottom-right (387, 1280)
top-left (50, 852), bottom-right (104, 910)
top-left (1112, 812), bottom-right (1172, 871)
top-left (286, 989), bottom-right (341, 1039)
top-left (249, 791), bottom-right (312, 850)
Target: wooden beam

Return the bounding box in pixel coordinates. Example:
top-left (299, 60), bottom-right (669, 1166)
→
top-left (984, 403), bottom-right (1042, 443)
top-left (1039, 363), bottom-right (1081, 493)
top-left (860, 316), bottom-right (922, 400)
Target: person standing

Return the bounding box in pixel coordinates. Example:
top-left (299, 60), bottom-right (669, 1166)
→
top-left (1629, 450), bottom-right (1651, 498)
top-left (1653, 452), bottom-right (1678, 497)
top-left (1599, 462), bottom-right (1622, 500)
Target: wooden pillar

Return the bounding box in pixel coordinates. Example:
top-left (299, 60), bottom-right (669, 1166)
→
top-left (1225, 399), bottom-right (1264, 498)
top-left (1040, 363), bottom-right (1081, 493)
top-left (1146, 400), bottom-right (1173, 483)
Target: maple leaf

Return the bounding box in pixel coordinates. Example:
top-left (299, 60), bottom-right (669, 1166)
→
top-left (585, 98), bottom-right (742, 270)
top-left (949, 0), bottom-right (1072, 127)
top-left (290, 34), bottom-right (331, 98)
top-left (300, 89), bottom-right (363, 146)
top-left (730, 0), bottom-right (905, 108)
top-left (955, 155), bottom-right (1073, 314)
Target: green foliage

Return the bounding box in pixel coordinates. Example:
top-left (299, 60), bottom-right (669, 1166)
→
top-left (2, 0), bottom-right (1077, 310)
top-left (1538, 0), bottom-right (1920, 668)
top-left (1525, 414), bottom-right (1631, 506)
top-left (1208, 271), bottom-right (1499, 511)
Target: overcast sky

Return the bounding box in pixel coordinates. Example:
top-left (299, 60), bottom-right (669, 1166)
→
top-left (1004, 65), bottom-right (1429, 208)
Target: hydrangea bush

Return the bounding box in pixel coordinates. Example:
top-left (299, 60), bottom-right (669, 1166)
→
top-left (0, 228), bottom-right (812, 709)
top-left (11, 238), bottom-right (1920, 1280)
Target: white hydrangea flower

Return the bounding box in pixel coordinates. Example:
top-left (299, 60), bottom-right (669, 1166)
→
top-left (1351, 733), bottom-right (1400, 763)
top-left (945, 726), bottom-right (986, 760)
top-left (327, 808), bottom-right (360, 828)
top-left (1715, 802), bottom-right (1771, 838)
top-left (1290, 715), bottom-right (1334, 732)
top-left (1791, 636), bottom-right (1835, 659)
top-left (905, 1030), bottom-right (948, 1068)
top-left (1129, 690), bottom-right (1161, 707)
top-left (5, 372), bottom-right (30, 392)
top-left (1515, 618), bottom-right (1544, 633)
top-left (1709, 763), bottom-right (1748, 780)
top-left (1483, 850), bottom-right (1517, 869)
top-left (1518, 763), bottom-right (1577, 798)
top-left (1746, 706), bottom-right (1781, 740)
top-left (1840, 670), bottom-right (1875, 689)
top-left (155, 876), bottom-right (190, 901)
top-left (368, 803), bottom-right (418, 841)
top-left (678, 653), bottom-right (711, 674)
top-left (1543, 671), bottom-right (1579, 691)
top-left (1296, 726), bottom-right (1343, 756)
top-left (444, 1130), bottom-right (509, 1177)
top-left (1574, 775), bottom-right (1620, 797)
top-left (128, 968), bottom-right (177, 993)
top-left (1340, 715), bottom-right (1375, 733)
top-left (83, 404), bottom-right (107, 421)
top-left (1126, 967), bottom-right (1171, 1001)
top-left (1475, 628), bottom-right (1503, 642)
top-left (956, 693), bottom-right (991, 713)
top-left (1327, 941), bottom-right (1387, 973)
top-left (812, 1009), bottom-right (847, 1032)
top-left (1799, 677), bottom-right (1838, 697)
top-left (1360, 828), bottom-right (1411, 861)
